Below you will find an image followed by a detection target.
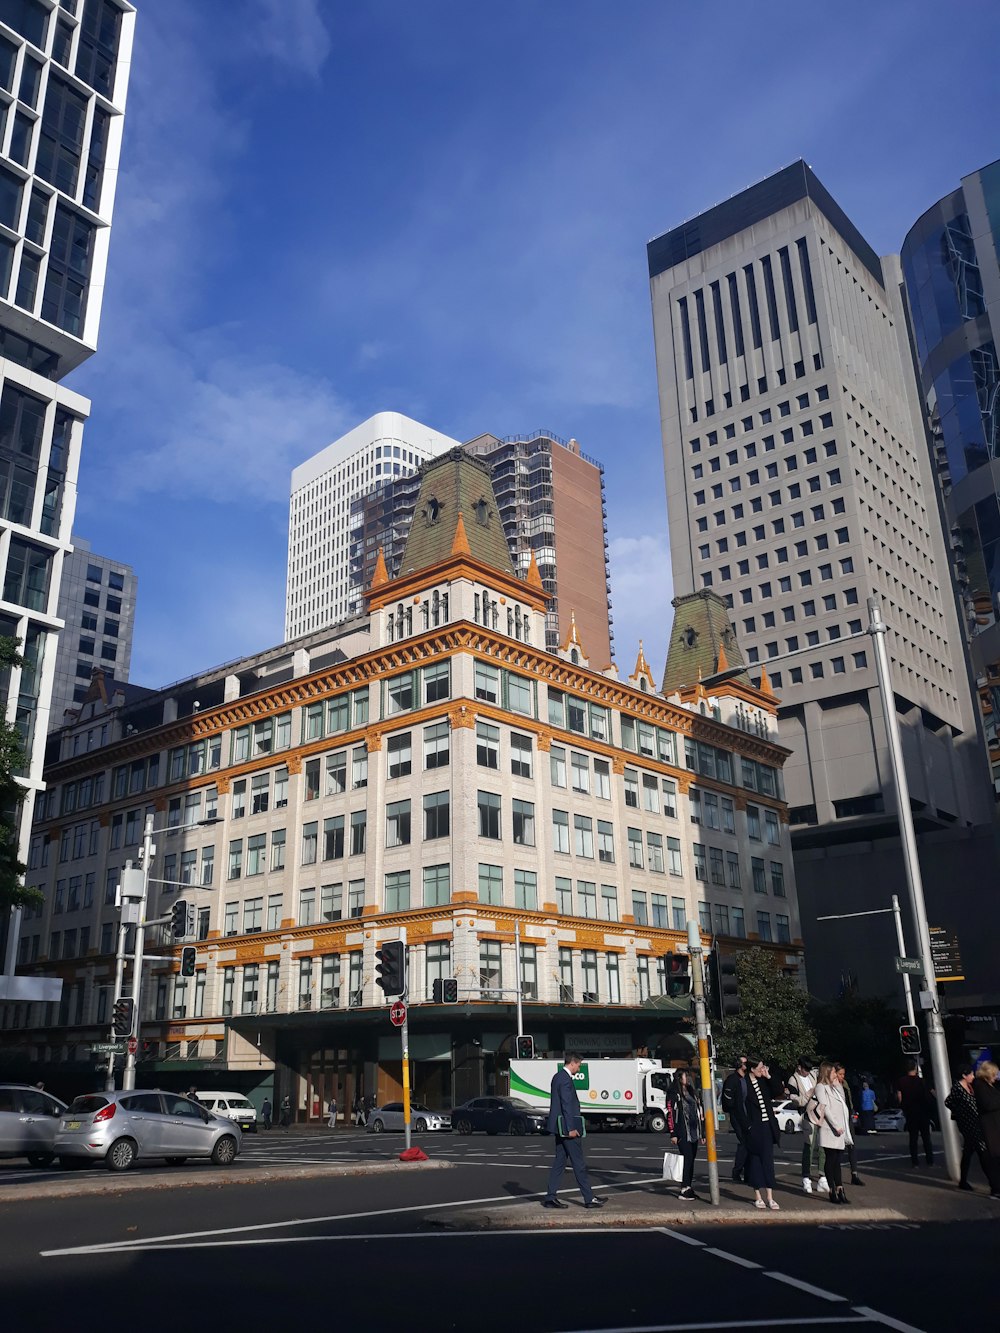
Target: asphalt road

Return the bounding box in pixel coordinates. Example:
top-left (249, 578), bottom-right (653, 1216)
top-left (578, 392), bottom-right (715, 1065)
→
top-left (3, 1131), bottom-right (996, 1333)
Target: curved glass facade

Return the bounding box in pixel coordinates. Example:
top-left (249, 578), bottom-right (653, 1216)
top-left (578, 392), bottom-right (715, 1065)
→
top-left (903, 211), bottom-right (986, 369)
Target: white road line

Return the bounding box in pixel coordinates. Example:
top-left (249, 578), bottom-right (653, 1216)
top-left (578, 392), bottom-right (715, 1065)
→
top-left (40, 1173), bottom-right (664, 1257)
top-left (851, 1306), bottom-right (928, 1333)
top-left (703, 1247), bottom-right (763, 1269)
top-left (765, 1273), bottom-right (847, 1303)
top-left (560, 1319), bottom-right (871, 1332)
top-left (655, 1227), bottom-right (705, 1247)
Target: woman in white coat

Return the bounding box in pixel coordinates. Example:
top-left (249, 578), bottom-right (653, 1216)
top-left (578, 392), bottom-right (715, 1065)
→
top-left (809, 1062), bottom-right (854, 1204)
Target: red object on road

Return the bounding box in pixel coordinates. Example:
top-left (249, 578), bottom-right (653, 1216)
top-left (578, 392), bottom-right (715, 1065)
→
top-left (389, 1001), bottom-right (406, 1027)
top-left (399, 1146), bottom-right (428, 1162)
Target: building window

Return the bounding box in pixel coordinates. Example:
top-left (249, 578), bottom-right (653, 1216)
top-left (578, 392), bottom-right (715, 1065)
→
top-left (478, 791), bottom-right (501, 839)
top-left (510, 732), bottom-right (532, 778)
top-left (423, 863), bottom-right (450, 907)
top-left (478, 863), bottom-right (503, 905)
top-left (578, 880), bottom-right (597, 919)
top-left (556, 876), bottom-right (573, 915)
top-left (423, 721), bottom-right (449, 769)
top-left (574, 814), bottom-right (594, 858)
top-left (476, 722), bottom-right (499, 769)
top-left (514, 868), bottom-right (537, 910)
top-left (387, 732), bottom-right (412, 778)
top-left (384, 870), bottom-right (410, 912)
top-left (385, 800), bottom-right (411, 848)
top-left (512, 799), bottom-right (535, 846)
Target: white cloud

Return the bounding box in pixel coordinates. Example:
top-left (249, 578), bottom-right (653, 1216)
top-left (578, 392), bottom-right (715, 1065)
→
top-left (608, 533), bottom-right (673, 679)
top-left (243, 0), bottom-right (332, 80)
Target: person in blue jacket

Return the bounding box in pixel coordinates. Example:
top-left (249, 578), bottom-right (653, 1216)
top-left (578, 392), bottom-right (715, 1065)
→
top-left (542, 1052), bottom-right (605, 1209)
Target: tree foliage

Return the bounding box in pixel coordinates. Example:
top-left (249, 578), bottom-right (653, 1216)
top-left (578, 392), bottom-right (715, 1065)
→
top-left (715, 946), bottom-right (816, 1074)
top-left (0, 636), bottom-right (38, 914)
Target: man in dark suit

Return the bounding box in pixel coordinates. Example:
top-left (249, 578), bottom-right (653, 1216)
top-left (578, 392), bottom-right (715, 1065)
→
top-left (542, 1053), bottom-right (605, 1209)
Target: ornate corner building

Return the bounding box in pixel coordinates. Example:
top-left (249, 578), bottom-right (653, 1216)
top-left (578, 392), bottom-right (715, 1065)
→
top-left (2, 448), bottom-right (800, 1116)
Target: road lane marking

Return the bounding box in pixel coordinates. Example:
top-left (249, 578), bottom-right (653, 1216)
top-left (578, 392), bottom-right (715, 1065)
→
top-left (560, 1320), bottom-right (872, 1332)
top-left (765, 1273), bottom-right (847, 1302)
top-left (851, 1307), bottom-right (927, 1333)
top-left (703, 1247), bottom-right (763, 1269)
top-left (40, 1173), bottom-right (663, 1256)
top-left (655, 1227), bottom-right (705, 1247)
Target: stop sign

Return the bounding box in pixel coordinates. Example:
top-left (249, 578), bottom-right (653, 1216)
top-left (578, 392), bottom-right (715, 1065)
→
top-left (127, 1037), bottom-right (138, 1055)
top-left (389, 1001), bottom-right (406, 1027)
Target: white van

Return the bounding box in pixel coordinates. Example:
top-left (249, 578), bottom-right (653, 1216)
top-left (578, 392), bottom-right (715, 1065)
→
top-left (195, 1092), bottom-right (258, 1133)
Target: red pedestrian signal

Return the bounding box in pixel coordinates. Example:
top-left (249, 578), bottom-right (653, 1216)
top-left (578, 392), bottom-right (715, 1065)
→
top-left (899, 1024), bottom-right (921, 1055)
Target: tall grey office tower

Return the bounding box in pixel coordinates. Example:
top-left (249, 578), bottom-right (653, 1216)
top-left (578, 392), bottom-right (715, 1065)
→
top-left (648, 161), bottom-right (994, 999)
top-left (901, 159), bottom-right (1000, 795)
top-left (0, 1), bottom-right (135, 970)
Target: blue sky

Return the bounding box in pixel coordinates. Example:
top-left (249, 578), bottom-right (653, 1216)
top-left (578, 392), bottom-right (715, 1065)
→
top-left (67, 0), bottom-right (1000, 688)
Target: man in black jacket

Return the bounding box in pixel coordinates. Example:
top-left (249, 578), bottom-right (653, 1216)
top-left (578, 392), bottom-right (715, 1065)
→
top-left (721, 1056), bottom-right (749, 1183)
top-left (542, 1053), bottom-right (605, 1209)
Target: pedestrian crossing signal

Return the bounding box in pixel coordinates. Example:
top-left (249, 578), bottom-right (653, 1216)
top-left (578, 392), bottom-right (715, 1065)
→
top-left (899, 1024), bottom-right (921, 1055)
top-left (515, 1035), bottom-right (535, 1060)
top-left (442, 977), bottom-right (458, 1003)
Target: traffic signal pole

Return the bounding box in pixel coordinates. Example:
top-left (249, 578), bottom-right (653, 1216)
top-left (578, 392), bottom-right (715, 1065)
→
top-left (687, 921), bottom-right (720, 1206)
top-left (105, 920), bottom-right (127, 1092)
top-left (400, 927), bottom-right (411, 1152)
top-left (122, 814), bottom-right (155, 1091)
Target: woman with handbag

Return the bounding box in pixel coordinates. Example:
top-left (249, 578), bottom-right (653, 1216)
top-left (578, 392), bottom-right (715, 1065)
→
top-left (731, 1056), bottom-right (781, 1210)
top-left (809, 1061), bottom-right (854, 1203)
top-left (668, 1068), bottom-right (705, 1201)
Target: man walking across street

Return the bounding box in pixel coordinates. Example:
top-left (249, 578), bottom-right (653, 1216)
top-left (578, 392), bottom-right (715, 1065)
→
top-left (260, 1097), bottom-right (272, 1130)
top-left (542, 1053), bottom-right (605, 1210)
top-left (721, 1056), bottom-right (749, 1183)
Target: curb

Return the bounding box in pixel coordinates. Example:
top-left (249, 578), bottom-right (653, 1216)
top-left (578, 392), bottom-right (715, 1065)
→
top-left (432, 1203), bottom-right (910, 1230)
top-left (0, 1157), bottom-right (452, 1203)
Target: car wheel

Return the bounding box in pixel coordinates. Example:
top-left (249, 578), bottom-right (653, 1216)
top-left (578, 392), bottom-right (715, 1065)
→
top-left (27, 1152), bottom-right (55, 1167)
top-left (647, 1111), bottom-right (667, 1134)
top-left (415, 1118), bottom-right (428, 1133)
top-left (211, 1135), bottom-right (238, 1166)
top-left (508, 1119), bottom-right (526, 1136)
top-left (106, 1137), bottom-right (137, 1172)
top-left (784, 1120), bottom-right (795, 1134)
top-left (371, 1118), bottom-right (384, 1134)
top-left (455, 1118), bottom-right (472, 1135)
top-left (165, 1157), bottom-right (187, 1166)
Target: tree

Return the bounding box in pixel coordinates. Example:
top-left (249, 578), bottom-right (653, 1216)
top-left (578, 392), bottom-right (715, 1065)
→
top-left (0, 636), bottom-right (38, 914)
top-left (715, 946), bottom-right (816, 1076)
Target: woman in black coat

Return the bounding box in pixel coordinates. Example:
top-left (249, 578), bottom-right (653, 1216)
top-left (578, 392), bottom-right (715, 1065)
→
top-left (973, 1061), bottom-right (1000, 1198)
top-left (667, 1068), bottom-right (705, 1201)
top-left (731, 1056), bottom-right (781, 1210)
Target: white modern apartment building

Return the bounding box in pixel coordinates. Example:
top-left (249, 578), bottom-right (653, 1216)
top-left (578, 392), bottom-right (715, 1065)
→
top-left (285, 412), bottom-right (459, 638)
top-left (648, 161), bottom-right (995, 1000)
top-left (0, 0), bottom-right (135, 969)
top-left (48, 535), bottom-right (135, 727)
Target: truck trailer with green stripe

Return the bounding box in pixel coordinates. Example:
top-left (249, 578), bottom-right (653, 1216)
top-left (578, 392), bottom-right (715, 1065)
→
top-left (508, 1058), bottom-right (673, 1132)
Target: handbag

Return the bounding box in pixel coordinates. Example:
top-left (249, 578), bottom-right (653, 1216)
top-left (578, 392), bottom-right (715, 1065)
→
top-left (662, 1151), bottom-right (684, 1183)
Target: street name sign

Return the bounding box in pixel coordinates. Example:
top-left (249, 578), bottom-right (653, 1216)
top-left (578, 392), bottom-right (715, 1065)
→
top-left (895, 957), bottom-right (923, 974)
top-left (91, 1041), bottom-right (126, 1055)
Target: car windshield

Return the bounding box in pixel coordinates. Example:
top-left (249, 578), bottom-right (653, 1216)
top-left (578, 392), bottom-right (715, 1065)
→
top-left (227, 1098), bottom-right (253, 1110)
top-left (507, 1099), bottom-right (535, 1111)
top-left (68, 1095), bottom-right (109, 1114)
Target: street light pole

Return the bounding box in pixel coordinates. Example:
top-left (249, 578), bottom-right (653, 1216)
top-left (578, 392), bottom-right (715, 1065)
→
top-left (514, 919), bottom-right (524, 1039)
top-left (868, 596), bottom-right (960, 1179)
top-left (121, 813), bottom-right (155, 1092)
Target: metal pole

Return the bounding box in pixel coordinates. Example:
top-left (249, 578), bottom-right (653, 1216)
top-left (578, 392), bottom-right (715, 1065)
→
top-left (514, 920), bottom-right (524, 1039)
top-left (105, 920), bottom-right (127, 1092)
top-left (122, 814), bottom-right (154, 1092)
top-left (868, 596), bottom-right (960, 1179)
top-left (687, 921), bottom-right (719, 1206)
top-left (892, 894), bottom-right (919, 1048)
top-left (400, 926), bottom-right (411, 1151)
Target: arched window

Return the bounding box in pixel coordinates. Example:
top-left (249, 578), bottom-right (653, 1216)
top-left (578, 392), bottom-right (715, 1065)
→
top-left (507, 608), bottom-right (514, 637)
top-left (441, 592), bottom-right (449, 622)
top-left (421, 601), bottom-right (430, 630)
top-left (571, 648), bottom-right (579, 665)
top-left (432, 589), bottom-right (440, 627)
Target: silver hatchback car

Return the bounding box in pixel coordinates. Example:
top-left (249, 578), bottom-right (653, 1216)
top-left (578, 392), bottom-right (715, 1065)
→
top-left (55, 1090), bottom-right (242, 1171)
top-left (0, 1084), bottom-right (68, 1165)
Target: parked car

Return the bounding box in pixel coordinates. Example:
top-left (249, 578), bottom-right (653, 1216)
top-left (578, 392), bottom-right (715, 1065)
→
top-left (451, 1096), bottom-right (546, 1136)
top-left (367, 1102), bottom-right (451, 1133)
top-left (873, 1108), bottom-right (906, 1132)
top-left (0, 1084), bottom-right (67, 1166)
top-left (771, 1099), bottom-right (803, 1134)
top-left (194, 1091), bottom-right (258, 1133)
top-left (55, 1090), bottom-right (242, 1171)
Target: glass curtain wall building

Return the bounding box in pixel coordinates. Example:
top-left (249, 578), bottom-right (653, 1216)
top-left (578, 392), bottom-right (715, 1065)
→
top-left (901, 159), bottom-right (1000, 792)
top-left (0, 0), bottom-right (135, 968)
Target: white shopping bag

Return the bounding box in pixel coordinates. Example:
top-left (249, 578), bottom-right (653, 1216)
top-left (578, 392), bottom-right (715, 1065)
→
top-left (662, 1151), bottom-right (684, 1183)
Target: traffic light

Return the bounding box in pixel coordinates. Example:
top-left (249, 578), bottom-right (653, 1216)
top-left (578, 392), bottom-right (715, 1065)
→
top-left (665, 951), bottom-right (691, 998)
top-left (442, 977), bottom-right (458, 1003)
top-left (432, 978), bottom-right (443, 1003)
top-left (899, 1024), bottom-right (921, 1055)
top-left (112, 995), bottom-right (135, 1037)
top-left (515, 1035), bottom-right (535, 1060)
top-left (375, 939), bottom-right (406, 997)
top-left (171, 898), bottom-right (194, 940)
top-left (706, 944), bottom-right (742, 1019)
top-left (180, 946), bottom-right (196, 978)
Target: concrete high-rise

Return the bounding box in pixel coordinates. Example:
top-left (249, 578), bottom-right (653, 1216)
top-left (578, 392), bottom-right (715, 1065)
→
top-left (285, 412), bottom-right (460, 639)
top-left (48, 536), bottom-right (135, 727)
top-left (0, 0), bottom-right (135, 969)
top-left (901, 160), bottom-right (1000, 794)
top-left (648, 161), bottom-right (995, 1003)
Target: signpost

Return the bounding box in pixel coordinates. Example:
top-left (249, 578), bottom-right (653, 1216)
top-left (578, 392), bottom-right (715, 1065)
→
top-left (389, 1001), bottom-right (406, 1028)
top-left (929, 927), bottom-right (964, 982)
top-left (895, 957), bottom-right (923, 974)
top-left (91, 1041), bottom-right (127, 1056)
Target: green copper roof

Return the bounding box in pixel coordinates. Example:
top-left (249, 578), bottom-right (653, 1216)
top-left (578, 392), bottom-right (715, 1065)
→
top-left (661, 590), bottom-right (751, 693)
top-left (397, 446), bottom-right (517, 579)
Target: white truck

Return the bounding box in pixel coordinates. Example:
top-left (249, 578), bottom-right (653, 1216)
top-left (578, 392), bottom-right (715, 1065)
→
top-left (508, 1057), bottom-right (673, 1132)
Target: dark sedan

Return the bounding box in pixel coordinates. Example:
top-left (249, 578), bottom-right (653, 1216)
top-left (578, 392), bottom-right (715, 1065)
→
top-left (451, 1096), bottom-right (546, 1136)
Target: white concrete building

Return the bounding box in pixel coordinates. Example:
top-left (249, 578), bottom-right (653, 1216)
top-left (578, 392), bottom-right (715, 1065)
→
top-left (0, 0), bottom-right (135, 971)
top-left (285, 411), bottom-right (459, 638)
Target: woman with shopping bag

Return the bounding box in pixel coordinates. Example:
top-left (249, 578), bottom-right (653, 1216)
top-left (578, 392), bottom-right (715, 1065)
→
top-left (667, 1068), bottom-right (705, 1201)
